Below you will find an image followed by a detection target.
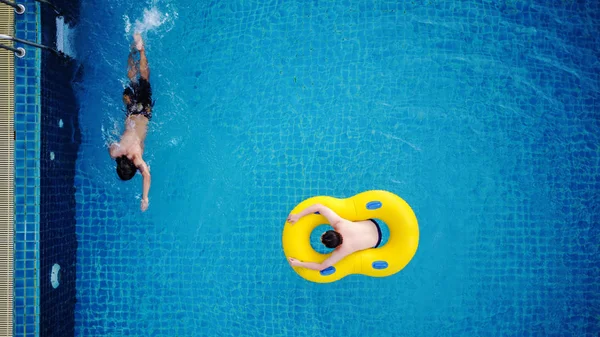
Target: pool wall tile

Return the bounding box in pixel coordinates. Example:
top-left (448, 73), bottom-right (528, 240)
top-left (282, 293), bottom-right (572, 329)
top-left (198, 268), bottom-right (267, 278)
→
top-left (13, 1), bottom-right (41, 336)
top-left (14, 0), bottom-right (81, 336)
top-left (38, 0), bottom-right (82, 336)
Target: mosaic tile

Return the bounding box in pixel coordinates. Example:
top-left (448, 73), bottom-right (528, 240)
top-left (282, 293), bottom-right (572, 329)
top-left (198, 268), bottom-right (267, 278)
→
top-left (36, 0), bottom-right (82, 335)
top-left (72, 0), bottom-right (600, 336)
top-left (13, 0), bottom-right (40, 336)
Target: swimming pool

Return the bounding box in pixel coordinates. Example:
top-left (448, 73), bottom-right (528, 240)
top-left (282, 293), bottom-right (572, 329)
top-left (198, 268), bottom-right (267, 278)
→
top-left (69, 0), bottom-right (599, 336)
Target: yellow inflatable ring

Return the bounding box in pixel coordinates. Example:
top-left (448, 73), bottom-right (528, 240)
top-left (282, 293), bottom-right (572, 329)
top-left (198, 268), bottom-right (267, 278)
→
top-left (282, 190), bottom-right (419, 283)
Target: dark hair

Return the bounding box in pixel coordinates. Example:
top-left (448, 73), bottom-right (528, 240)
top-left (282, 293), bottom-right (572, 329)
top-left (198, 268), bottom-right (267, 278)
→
top-left (116, 155), bottom-right (137, 181)
top-left (321, 230), bottom-right (343, 248)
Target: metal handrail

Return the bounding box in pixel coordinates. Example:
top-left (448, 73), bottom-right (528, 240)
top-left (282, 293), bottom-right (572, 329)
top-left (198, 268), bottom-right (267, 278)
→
top-left (0, 0), bottom-right (24, 14)
top-left (0, 43), bottom-right (25, 57)
top-left (0, 33), bottom-right (64, 57)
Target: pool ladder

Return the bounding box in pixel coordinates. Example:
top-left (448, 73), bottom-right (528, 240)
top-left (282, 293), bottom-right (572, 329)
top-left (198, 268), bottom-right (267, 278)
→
top-left (0, 0), bottom-right (62, 15)
top-left (0, 0), bottom-right (66, 58)
top-left (0, 0), bottom-right (25, 14)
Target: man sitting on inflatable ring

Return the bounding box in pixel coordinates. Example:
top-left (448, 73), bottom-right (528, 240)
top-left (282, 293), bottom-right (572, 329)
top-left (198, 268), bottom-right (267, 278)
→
top-left (287, 203), bottom-right (383, 271)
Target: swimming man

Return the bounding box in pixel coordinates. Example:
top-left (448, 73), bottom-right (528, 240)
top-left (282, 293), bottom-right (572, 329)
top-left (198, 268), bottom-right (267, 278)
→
top-left (109, 34), bottom-right (153, 212)
top-left (287, 203), bottom-right (382, 270)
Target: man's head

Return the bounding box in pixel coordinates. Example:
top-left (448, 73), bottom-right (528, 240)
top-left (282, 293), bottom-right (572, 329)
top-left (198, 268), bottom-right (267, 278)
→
top-left (116, 155), bottom-right (137, 180)
top-left (321, 230), bottom-right (343, 248)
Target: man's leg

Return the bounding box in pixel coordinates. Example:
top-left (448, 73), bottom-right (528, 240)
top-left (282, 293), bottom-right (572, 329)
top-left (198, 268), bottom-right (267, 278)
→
top-left (127, 51), bottom-right (137, 81)
top-left (134, 33), bottom-right (150, 80)
top-left (139, 49), bottom-right (150, 80)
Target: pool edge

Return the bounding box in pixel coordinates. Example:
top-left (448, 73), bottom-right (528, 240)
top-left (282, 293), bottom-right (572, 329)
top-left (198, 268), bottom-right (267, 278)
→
top-left (12, 0), bottom-right (41, 336)
top-left (0, 3), bottom-right (15, 337)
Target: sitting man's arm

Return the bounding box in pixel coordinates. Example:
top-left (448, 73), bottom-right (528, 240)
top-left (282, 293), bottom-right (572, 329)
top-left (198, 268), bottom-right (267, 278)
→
top-left (289, 247), bottom-right (350, 271)
top-left (287, 203), bottom-right (343, 228)
top-left (135, 158), bottom-right (151, 212)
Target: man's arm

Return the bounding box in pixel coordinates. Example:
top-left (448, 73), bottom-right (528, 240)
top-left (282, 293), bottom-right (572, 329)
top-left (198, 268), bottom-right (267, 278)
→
top-left (287, 203), bottom-right (343, 228)
top-left (289, 247), bottom-right (350, 271)
top-left (136, 159), bottom-right (151, 211)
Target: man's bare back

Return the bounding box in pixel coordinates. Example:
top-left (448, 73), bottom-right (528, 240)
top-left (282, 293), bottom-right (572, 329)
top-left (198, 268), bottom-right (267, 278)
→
top-left (334, 219), bottom-right (381, 251)
top-left (121, 115), bottom-right (149, 151)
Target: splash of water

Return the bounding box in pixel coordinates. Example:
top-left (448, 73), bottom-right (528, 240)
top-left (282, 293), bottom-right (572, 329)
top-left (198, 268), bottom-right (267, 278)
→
top-left (124, 7), bottom-right (174, 35)
top-left (123, 15), bottom-right (131, 34)
top-left (135, 8), bottom-right (166, 33)
top-left (101, 119), bottom-right (122, 147)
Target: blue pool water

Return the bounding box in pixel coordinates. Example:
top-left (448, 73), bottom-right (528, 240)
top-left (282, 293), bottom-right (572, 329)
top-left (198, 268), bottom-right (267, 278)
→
top-left (72, 1), bottom-right (600, 336)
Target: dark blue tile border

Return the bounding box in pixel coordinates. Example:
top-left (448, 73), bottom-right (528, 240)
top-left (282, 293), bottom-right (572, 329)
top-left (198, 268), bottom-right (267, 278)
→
top-left (39, 0), bottom-right (81, 335)
top-left (13, 1), bottom-right (41, 337)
